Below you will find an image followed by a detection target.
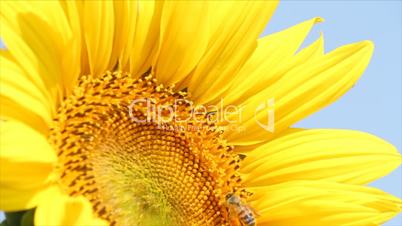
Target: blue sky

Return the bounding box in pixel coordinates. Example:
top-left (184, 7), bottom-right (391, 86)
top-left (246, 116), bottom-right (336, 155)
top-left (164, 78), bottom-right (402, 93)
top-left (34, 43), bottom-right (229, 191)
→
top-left (262, 1), bottom-right (401, 225)
top-left (1, 1), bottom-right (401, 225)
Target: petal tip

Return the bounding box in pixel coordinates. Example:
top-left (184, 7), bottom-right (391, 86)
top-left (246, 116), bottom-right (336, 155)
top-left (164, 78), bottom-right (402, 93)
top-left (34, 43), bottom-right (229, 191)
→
top-left (314, 17), bottom-right (325, 23)
top-left (360, 40), bottom-right (375, 53)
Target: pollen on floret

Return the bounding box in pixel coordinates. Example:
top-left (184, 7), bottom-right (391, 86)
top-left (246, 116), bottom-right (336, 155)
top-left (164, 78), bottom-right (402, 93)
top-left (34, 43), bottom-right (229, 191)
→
top-left (49, 70), bottom-right (251, 225)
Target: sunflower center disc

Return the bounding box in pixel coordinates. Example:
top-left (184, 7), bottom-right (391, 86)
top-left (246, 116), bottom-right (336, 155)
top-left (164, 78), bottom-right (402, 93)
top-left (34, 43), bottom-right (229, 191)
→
top-left (49, 71), bottom-right (249, 226)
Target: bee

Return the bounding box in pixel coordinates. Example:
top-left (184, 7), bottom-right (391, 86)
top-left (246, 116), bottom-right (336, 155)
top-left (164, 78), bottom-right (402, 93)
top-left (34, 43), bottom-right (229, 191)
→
top-left (225, 193), bottom-right (258, 226)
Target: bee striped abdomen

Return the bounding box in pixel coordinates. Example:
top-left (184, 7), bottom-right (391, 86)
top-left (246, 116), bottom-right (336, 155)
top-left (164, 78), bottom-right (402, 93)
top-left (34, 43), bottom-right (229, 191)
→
top-left (239, 207), bottom-right (255, 226)
top-left (226, 193), bottom-right (256, 226)
top-left (242, 212), bottom-right (255, 226)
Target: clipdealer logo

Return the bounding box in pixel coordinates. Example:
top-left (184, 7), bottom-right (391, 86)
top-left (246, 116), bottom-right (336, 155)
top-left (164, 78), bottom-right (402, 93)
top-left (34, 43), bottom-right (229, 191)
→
top-left (128, 98), bottom-right (275, 132)
top-left (254, 98), bottom-right (275, 132)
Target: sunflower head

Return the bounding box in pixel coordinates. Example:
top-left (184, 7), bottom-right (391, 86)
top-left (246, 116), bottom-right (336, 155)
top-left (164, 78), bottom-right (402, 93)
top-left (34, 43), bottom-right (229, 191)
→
top-left (48, 71), bottom-right (252, 225)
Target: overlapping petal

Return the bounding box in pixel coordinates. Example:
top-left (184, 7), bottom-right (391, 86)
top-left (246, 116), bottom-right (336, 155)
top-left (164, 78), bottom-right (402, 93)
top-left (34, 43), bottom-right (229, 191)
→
top-left (222, 17), bottom-right (324, 106)
top-left (129, 0), bottom-right (161, 77)
top-left (0, 121), bottom-right (57, 210)
top-left (0, 184), bottom-right (57, 212)
top-left (0, 50), bottom-right (51, 134)
top-left (0, 1), bottom-right (79, 102)
top-left (154, 1), bottom-right (209, 84)
top-left (79, 1), bottom-right (115, 77)
top-left (249, 181), bottom-right (402, 226)
top-left (181, 1), bottom-right (279, 104)
top-left (35, 188), bottom-right (107, 226)
top-left (108, 1), bottom-right (137, 71)
top-left (225, 40), bottom-right (374, 145)
top-left (240, 129), bottom-right (401, 186)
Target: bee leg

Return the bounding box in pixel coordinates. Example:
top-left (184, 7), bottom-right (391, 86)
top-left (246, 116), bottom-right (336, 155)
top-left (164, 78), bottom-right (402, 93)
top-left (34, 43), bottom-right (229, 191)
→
top-left (228, 208), bottom-right (241, 226)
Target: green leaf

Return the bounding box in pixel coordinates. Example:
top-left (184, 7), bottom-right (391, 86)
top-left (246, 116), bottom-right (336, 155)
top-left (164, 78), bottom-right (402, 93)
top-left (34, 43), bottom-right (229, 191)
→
top-left (4, 211), bottom-right (25, 226)
top-left (3, 209), bottom-right (35, 226)
top-left (1, 219), bottom-right (9, 226)
top-left (20, 210), bottom-right (34, 226)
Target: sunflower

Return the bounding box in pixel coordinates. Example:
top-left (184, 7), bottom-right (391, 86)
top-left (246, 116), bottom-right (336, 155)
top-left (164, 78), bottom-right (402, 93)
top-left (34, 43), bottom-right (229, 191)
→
top-left (0, 1), bottom-right (401, 226)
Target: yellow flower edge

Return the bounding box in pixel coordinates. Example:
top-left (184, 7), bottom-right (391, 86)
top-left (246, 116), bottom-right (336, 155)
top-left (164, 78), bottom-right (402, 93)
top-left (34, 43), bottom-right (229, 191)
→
top-left (0, 1), bottom-right (401, 226)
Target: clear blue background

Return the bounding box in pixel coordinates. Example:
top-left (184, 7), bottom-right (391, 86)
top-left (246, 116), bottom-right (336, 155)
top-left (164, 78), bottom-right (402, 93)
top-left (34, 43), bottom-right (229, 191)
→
top-left (0, 1), bottom-right (401, 225)
top-left (262, 1), bottom-right (401, 225)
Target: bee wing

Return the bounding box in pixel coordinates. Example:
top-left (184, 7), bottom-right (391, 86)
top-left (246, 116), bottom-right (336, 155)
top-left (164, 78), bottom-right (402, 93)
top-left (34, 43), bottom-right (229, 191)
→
top-left (246, 204), bottom-right (261, 217)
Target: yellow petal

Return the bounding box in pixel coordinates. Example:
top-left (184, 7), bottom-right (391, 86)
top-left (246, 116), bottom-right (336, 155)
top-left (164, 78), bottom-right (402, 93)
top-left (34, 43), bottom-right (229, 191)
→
top-left (0, 120), bottom-right (56, 189)
top-left (154, 1), bottom-right (209, 85)
top-left (232, 128), bottom-right (305, 153)
top-left (0, 97), bottom-right (50, 135)
top-left (0, 184), bottom-right (58, 212)
top-left (109, 1), bottom-right (137, 70)
top-left (241, 129), bottom-right (401, 186)
top-left (130, 1), bottom-right (161, 77)
top-left (35, 187), bottom-right (107, 226)
top-left (0, 1), bottom-right (79, 102)
top-left (0, 50), bottom-right (52, 133)
top-left (59, 1), bottom-right (82, 95)
top-left (250, 181), bottom-right (402, 226)
top-left (0, 120), bottom-right (57, 211)
top-left (182, 1), bottom-right (279, 104)
top-left (223, 17), bottom-right (324, 106)
top-left (226, 40), bottom-right (374, 145)
top-left (81, 1), bottom-right (114, 77)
